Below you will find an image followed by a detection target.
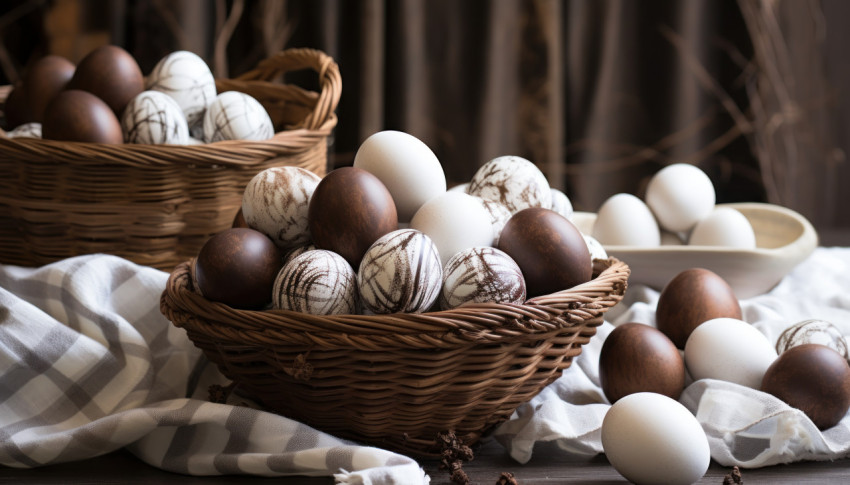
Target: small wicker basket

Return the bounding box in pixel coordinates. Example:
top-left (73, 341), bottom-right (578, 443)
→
top-left (160, 257), bottom-right (630, 456)
top-left (0, 48), bottom-right (341, 271)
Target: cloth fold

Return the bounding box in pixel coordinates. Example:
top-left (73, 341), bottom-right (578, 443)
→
top-left (0, 254), bottom-right (429, 484)
top-left (493, 247), bottom-right (850, 468)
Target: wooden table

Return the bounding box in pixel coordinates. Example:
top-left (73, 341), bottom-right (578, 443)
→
top-left (2, 437), bottom-right (848, 484)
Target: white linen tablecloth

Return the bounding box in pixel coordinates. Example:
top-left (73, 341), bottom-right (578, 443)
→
top-left (2, 248), bottom-right (849, 481)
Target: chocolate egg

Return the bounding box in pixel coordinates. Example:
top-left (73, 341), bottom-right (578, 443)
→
top-left (599, 322), bottom-right (686, 403)
top-left (497, 207), bottom-right (591, 297)
top-left (68, 45), bottom-right (144, 115)
top-left (655, 268), bottom-right (741, 348)
top-left (42, 90), bottom-right (123, 144)
top-left (22, 55), bottom-right (76, 123)
top-left (194, 228), bottom-right (282, 309)
top-left (308, 166), bottom-right (398, 268)
top-left (761, 343), bottom-right (850, 430)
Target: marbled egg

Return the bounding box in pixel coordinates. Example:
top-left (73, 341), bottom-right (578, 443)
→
top-left (467, 155), bottom-right (551, 214)
top-left (203, 91), bottom-right (274, 142)
top-left (121, 90), bottom-right (189, 144)
top-left (282, 243), bottom-right (318, 266)
top-left (550, 187), bottom-right (574, 220)
top-left (358, 229), bottom-right (443, 314)
top-left (440, 247), bottom-right (526, 310)
top-left (6, 122), bottom-right (42, 139)
top-left (776, 319), bottom-right (849, 360)
top-left (409, 191), bottom-right (494, 268)
top-left (273, 249), bottom-right (358, 315)
top-left (242, 166), bottom-right (321, 250)
top-left (583, 234), bottom-right (608, 261)
top-left (147, 50), bottom-right (217, 130)
top-left (472, 196), bottom-right (512, 246)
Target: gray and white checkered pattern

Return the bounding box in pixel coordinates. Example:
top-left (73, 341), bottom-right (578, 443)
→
top-left (0, 254), bottom-right (429, 484)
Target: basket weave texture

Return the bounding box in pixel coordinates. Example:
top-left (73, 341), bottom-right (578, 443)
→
top-left (160, 257), bottom-right (630, 456)
top-left (0, 48), bottom-right (341, 271)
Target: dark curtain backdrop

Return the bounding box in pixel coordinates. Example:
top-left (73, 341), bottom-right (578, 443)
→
top-left (1, 0), bottom-right (846, 234)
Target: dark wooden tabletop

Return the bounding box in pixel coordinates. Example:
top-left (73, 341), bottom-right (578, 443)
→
top-left (2, 438), bottom-right (848, 484)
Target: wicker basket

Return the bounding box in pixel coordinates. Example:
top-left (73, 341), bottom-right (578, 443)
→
top-left (160, 257), bottom-right (630, 457)
top-left (0, 48), bottom-right (341, 271)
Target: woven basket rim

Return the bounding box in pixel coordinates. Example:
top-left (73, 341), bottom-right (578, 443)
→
top-left (161, 257), bottom-right (630, 348)
top-left (0, 47), bottom-right (341, 168)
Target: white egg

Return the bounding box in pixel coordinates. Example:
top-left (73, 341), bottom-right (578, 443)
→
top-left (467, 155), bottom-right (551, 214)
top-left (591, 193), bottom-right (660, 246)
top-left (447, 182), bottom-right (470, 193)
top-left (410, 192), bottom-right (494, 267)
top-left (203, 91), bottom-right (274, 142)
top-left (549, 187), bottom-right (574, 220)
top-left (242, 166), bottom-right (321, 250)
top-left (471, 196), bottom-right (511, 245)
top-left (147, 50), bottom-right (217, 130)
top-left (645, 163), bottom-right (716, 233)
top-left (273, 249), bottom-right (358, 315)
top-left (121, 90), bottom-right (189, 144)
top-left (440, 246), bottom-right (526, 310)
top-left (6, 122), bottom-right (41, 139)
top-left (358, 229), bottom-right (442, 313)
top-left (684, 317), bottom-right (778, 389)
top-left (688, 207), bottom-right (756, 248)
top-left (353, 130), bottom-right (447, 223)
top-left (602, 392), bottom-right (710, 485)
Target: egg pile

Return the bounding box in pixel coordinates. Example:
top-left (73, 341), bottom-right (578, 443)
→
top-left (592, 163), bottom-right (757, 248)
top-left (193, 129), bottom-right (600, 316)
top-left (2, 46), bottom-right (273, 144)
top-left (598, 267), bottom-right (850, 485)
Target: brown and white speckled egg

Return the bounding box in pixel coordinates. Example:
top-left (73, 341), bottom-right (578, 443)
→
top-left (467, 155), bottom-right (552, 214)
top-left (121, 90), bottom-right (189, 144)
top-left (242, 166), bottom-right (321, 250)
top-left (440, 246), bottom-right (526, 310)
top-left (776, 319), bottom-right (849, 361)
top-left (273, 249), bottom-right (358, 315)
top-left (203, 91), bottom-right (274, 142)
top-left (5, 122), bottom-right (41, 139)
top-left (147, 50), bottom-right (217, 131)
top-left (357, 229), bottom-right (443, 314)
top-left (583, 234), bottom-right (608, 261)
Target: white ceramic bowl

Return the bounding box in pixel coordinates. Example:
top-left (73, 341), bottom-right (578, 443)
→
top-left (572, 203), bottom-right (818, 299)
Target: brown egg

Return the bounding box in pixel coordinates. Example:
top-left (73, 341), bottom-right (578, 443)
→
top-left (308, 166), bottom-right (398, 268)
top-left (761, 343), bottom-right (850, 430)
top-left (655, 268), bottom-right (741, 348)
top-left (599, 322), bottom-right (686, 403)
top-left (22, 55), bottom-right (76, 123)
top-left (194, 228), bottom-right (282, 309)
top-left (497, 207), bottom-right (591, 297)
top-left (42, 90), bottom-right (123, 144)
top-left (67, 45), bottom-right (144, 116)
top-left (2, 84), bottom-right (31, 129)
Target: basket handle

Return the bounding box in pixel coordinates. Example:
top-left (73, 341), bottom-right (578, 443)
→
top-left (233, 48), bottom-right (342, 131)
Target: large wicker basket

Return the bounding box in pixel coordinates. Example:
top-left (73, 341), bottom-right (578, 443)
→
top-left (160, 257), bottom-right (630, 457)
top-left (0, 48), bottom-right (341, 271)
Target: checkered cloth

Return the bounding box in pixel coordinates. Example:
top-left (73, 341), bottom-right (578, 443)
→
top-left (0, 254), bottom-right (429, 484)
top-left (494, 247), bottom-right (850, 468)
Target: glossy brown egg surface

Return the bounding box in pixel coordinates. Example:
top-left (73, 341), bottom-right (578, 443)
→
top-left (23, 55), bottom-right (76, 123)
top-left (599, 322), bottom-right (686, 403)
top-left (497, 207), bottom-right (591, 297)
top-left (308, 166), bottom-right (398, 268)
top-left (42, 90), bottom-right (123, 144)
top-left (67, 45), bottom-right (144, 116)
top-left (655, 268), bottom-right (742, 348)
top-left (194, 228), bottom-right (283, 309)
top-left (761, 343), bottom-right (850, 430)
